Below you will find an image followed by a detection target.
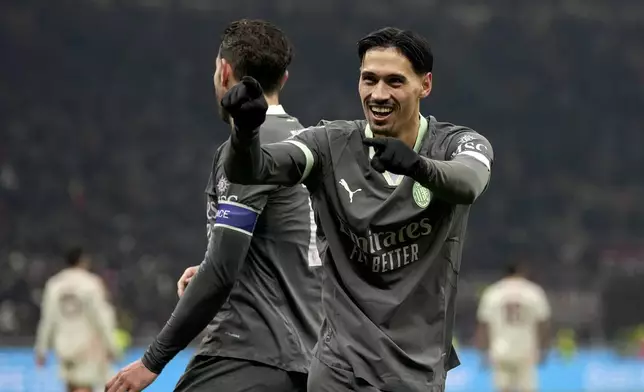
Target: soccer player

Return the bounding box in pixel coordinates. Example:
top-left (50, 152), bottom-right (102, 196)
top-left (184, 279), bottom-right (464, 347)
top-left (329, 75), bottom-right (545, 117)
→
top-left (219, 27), bottom-right (494, 392)
top-left (105, 19), bottom-right (322, 392)
top-left (35, 246), bottom-right (118, 392)
top-left (476, 263), bottom-right (551, 392)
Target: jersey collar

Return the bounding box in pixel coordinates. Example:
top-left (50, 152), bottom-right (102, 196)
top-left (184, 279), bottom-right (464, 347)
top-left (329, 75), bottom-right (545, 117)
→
top-left (266, 105), bottom-right (287, 115)
top-left (364, 115), bottom-right (428, 186)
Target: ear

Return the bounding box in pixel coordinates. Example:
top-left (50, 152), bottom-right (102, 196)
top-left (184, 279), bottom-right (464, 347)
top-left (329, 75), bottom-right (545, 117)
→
top-left (220, 58), bottom-right (233, 88)
top-left (279, 70), bottom-right (289, 91)
top-left (420, 72), bottom-right (432, 98)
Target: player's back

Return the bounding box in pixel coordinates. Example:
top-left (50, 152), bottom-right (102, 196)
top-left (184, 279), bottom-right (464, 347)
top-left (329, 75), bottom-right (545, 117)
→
top-left (200, 107), bottom-right (322, 373)
top-left (478, 277), bottom-right (550, 362)
top-left (36, 268), bottom-right (115, 361)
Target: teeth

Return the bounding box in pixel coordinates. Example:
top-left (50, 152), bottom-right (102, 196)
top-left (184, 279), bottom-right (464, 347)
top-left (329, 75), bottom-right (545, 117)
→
top-left (370, 106), bottom-right (393, 114)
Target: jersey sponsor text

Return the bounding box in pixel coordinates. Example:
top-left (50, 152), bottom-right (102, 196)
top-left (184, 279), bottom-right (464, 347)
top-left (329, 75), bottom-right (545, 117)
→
top-left (339, 217), bottom-right (433, 272)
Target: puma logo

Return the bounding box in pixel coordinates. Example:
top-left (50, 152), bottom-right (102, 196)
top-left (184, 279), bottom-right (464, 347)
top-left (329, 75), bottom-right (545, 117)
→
top-left (339, 179), bottom-right (362, 203)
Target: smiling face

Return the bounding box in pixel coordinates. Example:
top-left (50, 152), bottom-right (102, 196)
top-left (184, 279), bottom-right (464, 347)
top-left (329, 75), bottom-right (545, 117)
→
top-left (358, 47), bottom-right (432, 138)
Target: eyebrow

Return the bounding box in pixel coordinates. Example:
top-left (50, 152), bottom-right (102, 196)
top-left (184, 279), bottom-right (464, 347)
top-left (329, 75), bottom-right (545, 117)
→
top-left (360, 71), bottom-right (408, 82)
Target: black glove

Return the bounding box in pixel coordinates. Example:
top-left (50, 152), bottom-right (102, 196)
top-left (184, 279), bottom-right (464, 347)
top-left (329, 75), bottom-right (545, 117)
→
top-left (363, 137), bottom-right (422, 175)
top-left (220, 76), bottom-right (268, 133)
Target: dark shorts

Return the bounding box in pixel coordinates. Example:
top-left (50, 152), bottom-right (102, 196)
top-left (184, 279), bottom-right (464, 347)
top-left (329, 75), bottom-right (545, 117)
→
top-left (307, 356), bottom-right (365, 392)
top-left (174, 355), bottom-right (307, 392)
top-left (307, 356), bottom-right (446, 392)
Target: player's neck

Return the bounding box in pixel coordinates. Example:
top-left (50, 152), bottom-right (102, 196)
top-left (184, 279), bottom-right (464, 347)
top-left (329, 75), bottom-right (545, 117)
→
top-left (397, 115), bottom-right (421, 149)
top-left (227, 94), bottom-right (280, 131)
top-left (264, 94), bottom-right (280, 107)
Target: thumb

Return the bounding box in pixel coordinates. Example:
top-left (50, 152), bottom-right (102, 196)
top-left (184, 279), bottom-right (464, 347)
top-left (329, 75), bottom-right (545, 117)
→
top-left (363, 137), bottom-right (387, 152)
top-left (370, 156), bottom-right (386, 173)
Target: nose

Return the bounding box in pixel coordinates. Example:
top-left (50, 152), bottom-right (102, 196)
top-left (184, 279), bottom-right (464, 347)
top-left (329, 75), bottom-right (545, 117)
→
top-left (371, 81), bottom-right (390, 102)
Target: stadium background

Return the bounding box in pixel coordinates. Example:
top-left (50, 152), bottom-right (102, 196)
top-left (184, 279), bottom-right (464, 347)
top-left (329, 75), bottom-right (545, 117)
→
top-left (1, 0), bottom-right (643, 390)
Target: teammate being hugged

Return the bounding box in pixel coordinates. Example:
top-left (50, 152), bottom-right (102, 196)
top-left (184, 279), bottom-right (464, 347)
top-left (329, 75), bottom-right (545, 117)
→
top-left (35, 247), bottom-right (118, 392)
top-left (476, 263), bottom-right (551, 392)
top-left (222, 27), bottom-right (495, 392)
top-left (106, 19), bottom-right (322, 392)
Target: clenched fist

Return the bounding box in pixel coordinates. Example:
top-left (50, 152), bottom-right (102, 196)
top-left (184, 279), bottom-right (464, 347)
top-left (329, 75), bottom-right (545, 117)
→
top-left (221, 76), bottom-right (268, 132)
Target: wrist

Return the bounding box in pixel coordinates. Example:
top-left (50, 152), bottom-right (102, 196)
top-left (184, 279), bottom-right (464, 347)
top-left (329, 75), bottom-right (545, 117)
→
top-left (231, 125), bottom-right (258, 146)
top-left (141, 344), bottom-right (165, 375)
top-left (410, 156), bottom-right (434, 182)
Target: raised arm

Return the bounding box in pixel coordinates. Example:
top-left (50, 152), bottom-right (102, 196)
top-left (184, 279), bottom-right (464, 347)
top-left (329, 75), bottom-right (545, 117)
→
top-left (224, 127), bottom-right (323, 187)
top-left (221, 76), bottom-right (324, 188)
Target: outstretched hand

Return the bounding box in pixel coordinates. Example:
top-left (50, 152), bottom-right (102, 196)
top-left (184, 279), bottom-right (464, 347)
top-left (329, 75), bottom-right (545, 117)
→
top-left (221, 76), bottom-right (268, 132)
top-left (363, 137), bottom-right (421, 175)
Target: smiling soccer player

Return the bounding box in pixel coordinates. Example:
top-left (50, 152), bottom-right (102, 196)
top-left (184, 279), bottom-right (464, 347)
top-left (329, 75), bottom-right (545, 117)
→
top-left (220, 27), bottom-right (495, 392)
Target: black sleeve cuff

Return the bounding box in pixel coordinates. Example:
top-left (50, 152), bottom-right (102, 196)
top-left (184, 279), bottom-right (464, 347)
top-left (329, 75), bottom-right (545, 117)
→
top-left (141, 342), bottom-right (166, 375)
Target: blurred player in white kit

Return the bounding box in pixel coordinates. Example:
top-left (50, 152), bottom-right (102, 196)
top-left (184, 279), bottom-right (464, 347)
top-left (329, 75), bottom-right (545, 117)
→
top-left (476, 263), bottom-right (551, 392)
top-left (34, 247), bottom-right (119, 392)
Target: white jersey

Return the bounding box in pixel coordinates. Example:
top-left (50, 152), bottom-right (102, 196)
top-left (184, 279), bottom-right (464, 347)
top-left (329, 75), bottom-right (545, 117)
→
top-left (477, 277), bottom-right (550, 363)
top-left (35, 268), bottom-right (117, 362)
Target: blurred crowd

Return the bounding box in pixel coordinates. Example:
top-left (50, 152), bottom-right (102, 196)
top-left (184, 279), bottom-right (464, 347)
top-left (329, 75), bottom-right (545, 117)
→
top-left (1, 0), bottom-right (643, 343)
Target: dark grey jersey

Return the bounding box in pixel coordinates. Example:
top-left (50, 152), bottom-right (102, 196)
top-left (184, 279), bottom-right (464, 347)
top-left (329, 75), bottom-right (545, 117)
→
top-left (140, 109), bottom-right (323, 375)
top-left (223, 116), bottom-right (494, 391)
top-left (197, 110), bottom-right (323, 373)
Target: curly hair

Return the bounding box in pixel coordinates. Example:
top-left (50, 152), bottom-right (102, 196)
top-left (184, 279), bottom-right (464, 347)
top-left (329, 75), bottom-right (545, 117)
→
top-left (219, 19), bottom-right (293, 94)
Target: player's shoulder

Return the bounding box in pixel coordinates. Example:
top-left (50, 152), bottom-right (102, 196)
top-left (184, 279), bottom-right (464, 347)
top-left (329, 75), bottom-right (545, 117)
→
top-left (513, 276), bottom-right (541, 290)
top-left (85, 270), bottom-right (105, 284)
top-left (44, 271), bottom-right (64, 290)
top-left (428, 116), bottom-right (494, 163)
top-left (479, 281), bottom-right (501, 301)
top-left (429, 116), bottom-right (491, 146)
top-left (204, 142), bottom-right (226, 196)
top-left (48, 268), bottom-right (74, 285)
top-left (288, 119), bottom-right (365, 147)
top-left (524, 279), bottom-right (548, 298)
top-left (317, 119), bottom-right (366, 138)
top-left (75, 269), bottom-right (105, 290)
top-left (259, 115), bottom-right (305, 144)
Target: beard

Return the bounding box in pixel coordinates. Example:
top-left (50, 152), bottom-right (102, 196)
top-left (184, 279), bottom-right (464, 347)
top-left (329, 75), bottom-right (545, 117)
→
top-left (370, 126), bottom-right (397, 138)
top-left (369, 120), bottom-right (400, 138)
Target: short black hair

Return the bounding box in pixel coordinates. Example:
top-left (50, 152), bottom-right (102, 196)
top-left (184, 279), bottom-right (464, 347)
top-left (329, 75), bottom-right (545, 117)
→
top-left (66, 246), bottom-right (84, 266)
top-left (506, 263), bottom-right (519, 276)
top-left (219, 19), bottom-right (293, 94)
top-left (505, 262), bottom-right (527, 277)
top-left (357, 27), bottom-right (433, 74)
